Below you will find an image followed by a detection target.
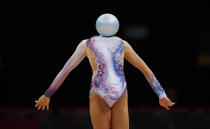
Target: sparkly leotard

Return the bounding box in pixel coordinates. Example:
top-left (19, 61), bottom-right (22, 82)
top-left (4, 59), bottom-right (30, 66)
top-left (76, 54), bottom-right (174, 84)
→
top-left (43, 36), bottom-right (166, 108)
top-left (87, 36), bottom-right (127, 107)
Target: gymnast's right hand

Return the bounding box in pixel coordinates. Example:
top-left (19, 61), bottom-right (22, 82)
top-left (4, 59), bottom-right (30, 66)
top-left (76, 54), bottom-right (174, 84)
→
top-left (35, 95), bottom-right (50, 111)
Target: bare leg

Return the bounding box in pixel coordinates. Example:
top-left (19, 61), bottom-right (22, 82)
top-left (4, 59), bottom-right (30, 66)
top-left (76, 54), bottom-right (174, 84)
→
top-left (111, 90), bottom-right (129, 129)
top-left (89, 91), bottom-right (111, 129)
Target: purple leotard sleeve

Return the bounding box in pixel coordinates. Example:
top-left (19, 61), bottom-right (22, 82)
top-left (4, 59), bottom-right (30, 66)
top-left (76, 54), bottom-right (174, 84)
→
top-left (147, 71), bottom-right (166, 98)
top-left (44, 40), bottom-right (87, 98)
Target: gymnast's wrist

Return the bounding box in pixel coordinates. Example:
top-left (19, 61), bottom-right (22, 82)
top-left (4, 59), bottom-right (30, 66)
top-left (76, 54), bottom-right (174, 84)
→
top-left (158, 93), bottom-right (167, 99)
top-left (43, 93), bottom-right (51, 98)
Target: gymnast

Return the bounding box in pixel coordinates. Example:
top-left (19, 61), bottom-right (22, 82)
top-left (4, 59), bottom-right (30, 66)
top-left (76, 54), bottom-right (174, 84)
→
top-left (35, 13), bottom-right (175, 129)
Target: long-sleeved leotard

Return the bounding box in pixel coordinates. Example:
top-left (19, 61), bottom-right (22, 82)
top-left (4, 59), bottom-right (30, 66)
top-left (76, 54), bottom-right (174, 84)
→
top-left (44, 40), bottom-right (87, 97)
top-left (43, 36), bottom-right (166, 106)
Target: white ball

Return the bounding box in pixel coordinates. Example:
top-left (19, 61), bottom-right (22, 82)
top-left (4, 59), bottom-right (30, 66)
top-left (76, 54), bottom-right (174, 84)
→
top-left (96, 13), bottom-right (120, 37)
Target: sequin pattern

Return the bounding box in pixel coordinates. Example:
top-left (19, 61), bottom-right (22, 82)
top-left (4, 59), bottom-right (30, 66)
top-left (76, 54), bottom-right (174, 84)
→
top-left (150, 72), bottom-right (165, 97)
top-left (112, 41), bottom-right (125, 81)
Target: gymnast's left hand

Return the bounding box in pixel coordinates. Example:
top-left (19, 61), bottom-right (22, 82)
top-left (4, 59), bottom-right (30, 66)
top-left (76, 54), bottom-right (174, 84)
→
top-left (35, 95), bottom-right (50, 111)
top-left (159, 96), bottom-right (175, 110)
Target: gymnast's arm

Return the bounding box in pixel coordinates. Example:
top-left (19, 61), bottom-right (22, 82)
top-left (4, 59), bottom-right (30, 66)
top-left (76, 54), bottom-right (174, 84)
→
top-left (123, 40), bottom-right (175, 110)
top-left (35, 40), bottom-right (87, 110)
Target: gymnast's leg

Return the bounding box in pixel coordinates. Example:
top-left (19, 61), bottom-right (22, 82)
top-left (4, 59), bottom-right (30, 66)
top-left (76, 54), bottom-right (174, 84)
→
top-left (89, 91), bottom-right (111, 129)
top-left (111, 90), bottom-right (129, 129)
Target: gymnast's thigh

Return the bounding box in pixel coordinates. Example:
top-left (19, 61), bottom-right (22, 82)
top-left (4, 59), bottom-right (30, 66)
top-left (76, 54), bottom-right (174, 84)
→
top-left (89, 91), bottom-right (111, 129)
top-left (111, 90), bottom-right (129, 129)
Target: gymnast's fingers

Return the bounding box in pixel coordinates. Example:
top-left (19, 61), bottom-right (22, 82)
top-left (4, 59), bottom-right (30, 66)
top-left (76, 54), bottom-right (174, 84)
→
top-left (46, 105), bottom-right (49, 110)
top-left (35, 102), bottom-right (39, 108)
top-left (164, 105), bottom-right (170, 110)
top-left (35, 100), bottom-right (41, 108)
top-left (167, 100), bottom-right (175, 106)
top-left (42, 105), bottom-right (45, 110)
top-left (37, 105), bottom-right (42, 110)
top-left (169, 102), bottom-right (175, 106)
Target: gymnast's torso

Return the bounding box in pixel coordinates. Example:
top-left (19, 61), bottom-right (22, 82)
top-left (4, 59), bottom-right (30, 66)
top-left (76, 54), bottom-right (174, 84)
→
top-left (86, 35), bottom-right (127, 107)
